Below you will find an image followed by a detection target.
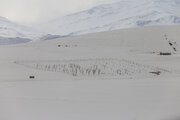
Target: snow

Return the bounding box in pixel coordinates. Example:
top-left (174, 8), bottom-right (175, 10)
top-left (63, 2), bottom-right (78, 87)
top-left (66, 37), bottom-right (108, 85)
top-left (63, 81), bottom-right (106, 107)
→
top-left (0, 16), bottom-right (63, 45)
top-left (0, 25), bottom-right (180, 120)
top-left (38, 0), bottom-right (180, 35)
top-left (0, 16), bottom-right (44, 40)
top-left (1, 0), bottom-right (180, 45)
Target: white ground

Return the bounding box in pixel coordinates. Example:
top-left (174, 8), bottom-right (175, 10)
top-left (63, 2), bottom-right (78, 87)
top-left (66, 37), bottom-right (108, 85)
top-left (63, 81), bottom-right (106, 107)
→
top-left (0, 26), bottom-right (180, 120)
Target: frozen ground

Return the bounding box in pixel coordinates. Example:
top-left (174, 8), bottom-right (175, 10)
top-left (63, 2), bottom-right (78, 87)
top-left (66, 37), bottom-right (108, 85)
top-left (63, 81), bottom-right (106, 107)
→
top-left (0, 26), bottom-right (180, 120)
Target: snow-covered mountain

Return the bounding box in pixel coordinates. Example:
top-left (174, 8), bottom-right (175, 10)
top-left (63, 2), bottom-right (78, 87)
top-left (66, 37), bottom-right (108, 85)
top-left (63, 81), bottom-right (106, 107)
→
top-left (0, 16), bottom-right (62, 45)
top-left (1, 0), bottom-right (180, 44)
top-left (0, 16), bottom-right (44, 44)
top-left (39, 0), bottom-right (180, 35)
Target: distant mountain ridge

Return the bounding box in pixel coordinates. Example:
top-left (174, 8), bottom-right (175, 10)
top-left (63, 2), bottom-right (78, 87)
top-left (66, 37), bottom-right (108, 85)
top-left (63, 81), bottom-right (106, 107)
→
top-left (0, 16), bottom-right (43, 39)
top-left (38, 0), bottom-right (180, 35)
top-left (0, 16), bottom-right (62, 45)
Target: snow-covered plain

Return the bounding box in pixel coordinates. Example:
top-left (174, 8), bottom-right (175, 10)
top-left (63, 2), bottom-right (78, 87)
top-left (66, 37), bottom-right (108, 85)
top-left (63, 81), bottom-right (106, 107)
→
top-left (0, 26), bottom-right (180, 120)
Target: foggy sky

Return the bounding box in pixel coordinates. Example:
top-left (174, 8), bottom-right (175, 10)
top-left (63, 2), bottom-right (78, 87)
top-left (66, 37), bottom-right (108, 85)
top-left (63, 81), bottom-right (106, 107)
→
top-left (0, 0), bottom-right (119, 25)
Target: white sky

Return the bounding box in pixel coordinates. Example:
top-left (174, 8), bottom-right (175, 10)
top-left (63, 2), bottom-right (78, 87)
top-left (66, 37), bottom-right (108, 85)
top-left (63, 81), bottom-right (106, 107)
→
top-left (0, 0), bottom-right (119, 25)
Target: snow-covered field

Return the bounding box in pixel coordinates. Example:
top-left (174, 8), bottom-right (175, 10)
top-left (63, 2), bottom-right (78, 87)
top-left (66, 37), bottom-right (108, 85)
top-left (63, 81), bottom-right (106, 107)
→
top-left (0, 26), bottom-right (180, 120)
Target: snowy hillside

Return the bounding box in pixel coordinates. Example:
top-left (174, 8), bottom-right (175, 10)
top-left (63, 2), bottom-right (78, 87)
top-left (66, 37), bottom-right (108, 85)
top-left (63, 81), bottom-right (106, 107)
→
top-left (0, 16), bottom-right (44, 42)
top-left (1, 0), bottom-right (180, 44)
top-left (0, 16), bottom-right (62, 45)
top-left (39, 0), bottom-right (180, 35)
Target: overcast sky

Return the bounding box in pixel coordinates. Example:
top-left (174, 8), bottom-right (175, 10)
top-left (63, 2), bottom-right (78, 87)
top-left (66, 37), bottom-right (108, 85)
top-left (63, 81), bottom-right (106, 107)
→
top-left (0, 0), bottom-right (119, 25)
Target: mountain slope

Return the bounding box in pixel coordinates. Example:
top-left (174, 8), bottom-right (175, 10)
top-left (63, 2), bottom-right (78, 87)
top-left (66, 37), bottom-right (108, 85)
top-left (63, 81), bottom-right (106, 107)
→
top-left (0, 16), bottom-right (63, 45)
top-left (0, 16), bottom-right (43, 40)
top-left (39, 0), bottom-right (180, 35)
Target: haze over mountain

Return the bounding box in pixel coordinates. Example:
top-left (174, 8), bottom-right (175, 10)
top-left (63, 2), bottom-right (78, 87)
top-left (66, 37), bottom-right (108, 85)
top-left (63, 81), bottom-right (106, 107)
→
top-left (0, 16), bottom-right (44, 44)
top-left (38, 0), bottom-right (180, 35)
top-left (0, 16), bottom-right (62, 45)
